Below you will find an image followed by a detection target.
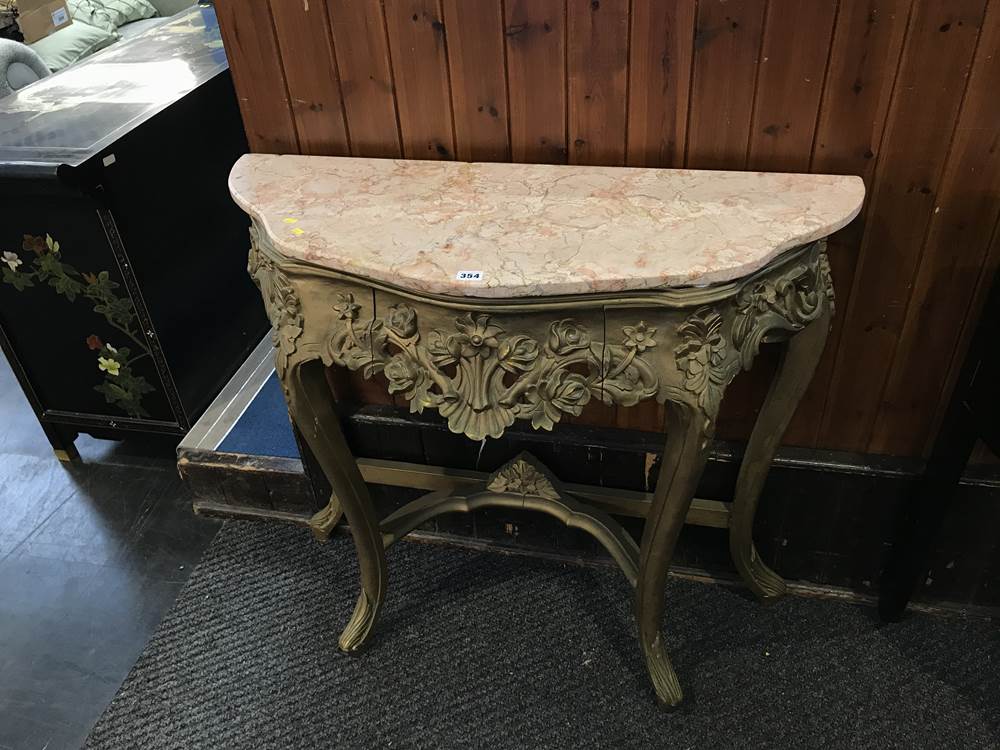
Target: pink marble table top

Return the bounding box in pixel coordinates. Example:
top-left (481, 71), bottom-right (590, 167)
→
top-left (229, 154), bottom-right (864, 299)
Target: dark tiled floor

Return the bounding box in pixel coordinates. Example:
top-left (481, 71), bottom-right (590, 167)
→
top-left (0, 357), bottom-right (220, 750)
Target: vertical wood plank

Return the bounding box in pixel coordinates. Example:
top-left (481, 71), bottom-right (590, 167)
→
top-left (215, 0), bottom-right (299, 153)
top-left (783, 0), bottom-right (912, 446)
top-left (625, 0), bottom-right (696, 168)
top-left (871, 3), bottom-right (1000, 455)
top-left (441, 0), bottom-right (509, 162)
top-left (746, 0), bottom-right (838, 172)
top-left (820, 0), bottom-right (989, 452)
top-left (567, 0), bottom-right (629, 166)
top-left (505, 0), bottom-right (568, 163)
top-left (685, 0), bottom-right (767, 169)
top-left (722, 0), bottom-right (838, 443)
top-left (269, 0), bottom-right (350, 156)
top-left (383, 0), bottom-right (456, 159)
top-left (327, 0), bottom-right (402, 158)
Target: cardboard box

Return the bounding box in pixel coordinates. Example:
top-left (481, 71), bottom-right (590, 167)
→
top-left (16, 0), bottom-right (72, 44)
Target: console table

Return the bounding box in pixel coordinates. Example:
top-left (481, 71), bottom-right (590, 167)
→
top-left (229, 154), bottom-right (864, 706)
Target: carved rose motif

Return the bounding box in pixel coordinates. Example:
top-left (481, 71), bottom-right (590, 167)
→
top-left (386, 303), bottom-right (417, 338)
top-left (450, 313), bottom-right (502, 359)
top-left (321, 303), bottom-right (657, 441)
top-left (333, 292), bottom-right (361, 321)
top-left (547, 371), bottom-right (591, 412)
top-left (623, 321), bottom-right (657, 352)
top-left (527, 370), bottom-right (592, 430)
top-left (498, 334), bottom-right (539, 372)
top-left (547, 319), bottom-right (591, 355)
top-left (383, 352), bottom-right (421, 393)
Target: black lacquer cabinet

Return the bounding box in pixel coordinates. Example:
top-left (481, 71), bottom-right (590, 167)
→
top-left (0, 7), bottom-right (267, 458)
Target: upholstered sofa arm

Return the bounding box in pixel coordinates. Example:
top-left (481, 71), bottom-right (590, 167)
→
top-left (0, 39), bottom-right (50, 98)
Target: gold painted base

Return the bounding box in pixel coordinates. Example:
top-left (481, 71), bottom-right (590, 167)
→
top-left (253, 233), bottom-right (835, 708)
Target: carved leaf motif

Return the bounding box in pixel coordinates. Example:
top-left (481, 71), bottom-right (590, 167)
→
top-left (386, 303), bottom-right (418, 338)
top-left (497, 334), bottom-right (539, 372)
top-left (487, 456), bottom-right (561, 500)
top-left (333, 292), bottom-right (361, 322)
top-left (732, 244), bottom-right (834, 370)
top-left (674, 307), bottom-right (737, 417)
top-left (818, 251), bottom-right (836, 314)
top-left (248, 228), bottom-right (302, 377)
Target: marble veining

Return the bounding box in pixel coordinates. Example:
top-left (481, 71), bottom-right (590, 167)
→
top-left (229, 154), bottom-right (864, 299)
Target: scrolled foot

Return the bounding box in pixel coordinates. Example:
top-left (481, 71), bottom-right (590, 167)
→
top-left (735, 544), bottom-right (787, 601)
top-left (309, 493), bottom-right (344, 542)
top-left (338, 590), bottom-right (379, 652)
top-left (642, 634), bottom-right (684, 707)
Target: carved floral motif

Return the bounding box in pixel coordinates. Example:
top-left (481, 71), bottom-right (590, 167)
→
top-left (674, 307), bottom-right (737, 417)
top-left (249, 233), bottom-right (834, 433)
top-left (818, 252), bottom-right (836, 311)
top-left (731, 245), bottom-right (834, 370)
top-left (322, 301), bottom-right (659, 441)
top-left (249, 228), bottom-right (302, 376)
top-left (486, 455), bottom-right (561, 500)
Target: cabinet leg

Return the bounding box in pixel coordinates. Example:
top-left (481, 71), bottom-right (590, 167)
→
top-left (43, 423), bottom-right (80, 463)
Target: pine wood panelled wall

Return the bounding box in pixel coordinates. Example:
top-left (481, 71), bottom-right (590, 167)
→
top-left (216, 0), bottom-right (1000, 459)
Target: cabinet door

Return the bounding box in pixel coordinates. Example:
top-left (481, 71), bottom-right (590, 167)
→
top-left (0, 195), bottom-right (177, 426)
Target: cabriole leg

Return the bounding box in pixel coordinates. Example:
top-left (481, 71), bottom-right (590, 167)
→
top-left (284, 358), bottom-right (387, 652)
top-left (636, 400), bottom-right (713, 706)
top-left (729, 308), bottom-right (832, 600)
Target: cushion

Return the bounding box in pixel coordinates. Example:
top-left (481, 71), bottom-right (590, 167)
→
top-left (30, 19), bottom-right (118, 72)
top-left (146, 0), bottom-right (194, 16)
top-left (66, 0), bottom-right (119, 33)
top-left (93, 0), bottom-right (158, 27)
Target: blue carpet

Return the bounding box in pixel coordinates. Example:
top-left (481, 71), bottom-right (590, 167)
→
top-left (217, 373), bottom-right (299, 459)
